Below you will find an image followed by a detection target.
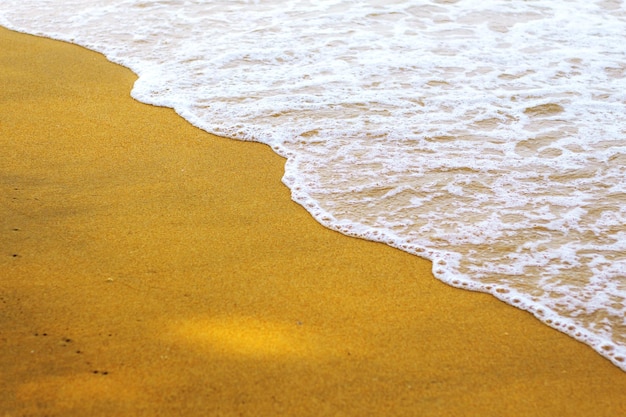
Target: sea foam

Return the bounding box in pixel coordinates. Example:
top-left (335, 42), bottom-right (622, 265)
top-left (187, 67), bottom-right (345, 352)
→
top-left (1, 0), bottom-right (625, 370)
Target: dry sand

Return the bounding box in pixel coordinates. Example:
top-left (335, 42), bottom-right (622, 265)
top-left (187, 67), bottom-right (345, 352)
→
top-left (1, 26), bottom-right (625, 416)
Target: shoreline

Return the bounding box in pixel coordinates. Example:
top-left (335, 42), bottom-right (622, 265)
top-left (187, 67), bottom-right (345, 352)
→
top-left (2, 26), bottom-right (626, 416)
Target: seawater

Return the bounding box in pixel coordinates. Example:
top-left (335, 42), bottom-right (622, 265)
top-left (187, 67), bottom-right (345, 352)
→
top-left (2, 0), bottom-right (625, 370)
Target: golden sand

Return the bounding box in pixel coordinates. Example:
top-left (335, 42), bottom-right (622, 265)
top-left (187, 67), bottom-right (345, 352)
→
top-left (1, 26), bottom-right (625, 416)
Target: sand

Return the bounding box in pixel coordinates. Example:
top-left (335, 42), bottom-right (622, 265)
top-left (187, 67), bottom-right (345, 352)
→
top-left (1, 26), bottom-right (625, 416)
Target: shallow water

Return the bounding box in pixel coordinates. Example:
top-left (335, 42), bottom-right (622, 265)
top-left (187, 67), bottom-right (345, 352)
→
top-left (2, 0), bottom-right (625, 370)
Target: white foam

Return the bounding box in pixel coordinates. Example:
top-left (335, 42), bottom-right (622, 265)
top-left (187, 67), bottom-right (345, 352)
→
top-left (2, 0), bottom-right (626, 370)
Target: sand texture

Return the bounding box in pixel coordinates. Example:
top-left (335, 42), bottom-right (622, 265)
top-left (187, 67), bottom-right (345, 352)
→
top-left (1, 27), bottom-right (626, 416)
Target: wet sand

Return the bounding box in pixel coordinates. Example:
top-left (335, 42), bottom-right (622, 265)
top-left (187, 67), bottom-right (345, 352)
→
top-left (1, 26), bottom-right (625, 416)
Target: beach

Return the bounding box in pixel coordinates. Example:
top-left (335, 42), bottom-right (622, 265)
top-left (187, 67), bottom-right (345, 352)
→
top-left (1, 25), bottom-right (625, 416)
